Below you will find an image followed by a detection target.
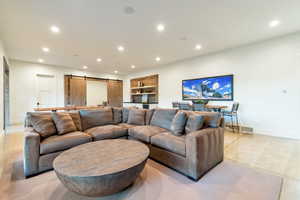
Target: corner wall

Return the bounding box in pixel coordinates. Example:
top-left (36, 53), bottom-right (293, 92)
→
top-left (9, 60), bottom-right (123, 124)
top-left (123, 32), bottom-right (300, 139)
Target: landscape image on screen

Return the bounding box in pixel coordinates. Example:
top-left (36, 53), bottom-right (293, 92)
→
top-left (182, 75), bottom-right (233, 100)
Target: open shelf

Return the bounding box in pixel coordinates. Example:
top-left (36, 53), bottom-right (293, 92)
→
top-left (130, 75), bottom-right (159, 103)
top-left (131, 85), bottom-right (156, 90)
top-left (131, 93), bottom-right (156, 95)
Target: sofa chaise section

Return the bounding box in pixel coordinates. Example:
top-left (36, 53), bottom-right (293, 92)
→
top-left (23, 128), bottom-right (92, 177)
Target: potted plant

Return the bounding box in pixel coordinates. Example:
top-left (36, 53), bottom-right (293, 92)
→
top-left (193, 99), bottom-right (209, 105)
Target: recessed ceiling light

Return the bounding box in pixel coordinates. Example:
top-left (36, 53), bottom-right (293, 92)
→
top-left (50, 25), bottom-right (60, 33)
top-left (114, 70), bottom-right (118, 74)
top-left (38, 58), bottom-right (44, 63)
top-left (269, 20), bottom-right (280, 28)
top-left (156, 57), bottom-right (161, 62)
top-left (42, 47), bottom-right (50, 52)
top-left (131, 65), bottom-right (136, 69)
top-left (124, 6), bottom-right (135, 15)
top-left (157, 24), bottom-right (165, 32)
top-left (83, 65), bottom-right (88, 69)
top-left (195, 44), bottom-right (202, 50)
top-left (96, 58), bottom-right (102, 62)
top-left (117, 46), bottom-right (125, 52)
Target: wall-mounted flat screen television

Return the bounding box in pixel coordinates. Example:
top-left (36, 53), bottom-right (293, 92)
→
top-left (182, 75), bottom-right (233, 101)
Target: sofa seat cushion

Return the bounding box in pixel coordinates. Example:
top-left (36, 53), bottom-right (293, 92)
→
top-left (85, 125), bottom-right (128, 141)
top-left (40, 131), bottom-right (92, 155)
top-left (117, 123), bottom-right (137, 129)
top-left (128, 125), bottom-right (168, 143)
top-left (151, 132), bottom-right (186, 157)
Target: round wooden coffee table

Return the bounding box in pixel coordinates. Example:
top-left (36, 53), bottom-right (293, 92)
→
top-left (53, 139), bottom-right (149, 197)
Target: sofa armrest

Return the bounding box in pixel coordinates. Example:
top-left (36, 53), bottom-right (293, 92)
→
top-left (186, 127), bottom-right (224, 180)
top-left (23, 128), bottom-right (40, 177)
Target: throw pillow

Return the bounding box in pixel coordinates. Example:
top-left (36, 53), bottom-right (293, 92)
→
top-left (185, 114), bottom-right (204, 134)
top-left (145, 109), bottom-right (155, 125)
top-left (30, 114), bottom-right (57, 138)
top-left (122, 107), bottom-right (132, 123)
top-left (112, 107), bottom-right (122, 124)
top-left (170, 112), bottom-right (187, 136)
top-left (127, 109), bottom-right (146, 125)
top-left (68, 111), bottom-right (82, 131)
top-left (52, 112), bottom-right (77, 135)
top-left (150, 109), bottom-right (178, 130)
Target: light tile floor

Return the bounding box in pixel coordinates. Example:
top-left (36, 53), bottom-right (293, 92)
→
top-left (0, 127), bottom-right (300, 199)
top-left (224, 131), bottom-right (300, 200)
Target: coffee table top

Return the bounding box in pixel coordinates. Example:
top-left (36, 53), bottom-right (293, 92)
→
top-left (53, 139), bottom-right (149, 177)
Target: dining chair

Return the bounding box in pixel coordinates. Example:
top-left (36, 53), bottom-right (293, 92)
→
top-left (192, 103), bottom-right (206, 111)
top-left (172, 102), bottom-right (179, 108)
top-left (223, 102), bottom-right (239, 132)
top-left (178, 102), bottom-right (192, 110)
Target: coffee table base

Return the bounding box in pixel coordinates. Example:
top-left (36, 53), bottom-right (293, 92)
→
top-left (55, 159), bottom-right (147, 197)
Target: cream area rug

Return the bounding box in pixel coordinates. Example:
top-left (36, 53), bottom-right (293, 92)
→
top-left (2, 158), bottom-right (282, 200)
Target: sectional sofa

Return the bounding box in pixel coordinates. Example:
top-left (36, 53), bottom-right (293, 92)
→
top-left (24, 107), bottom-right (224, 181)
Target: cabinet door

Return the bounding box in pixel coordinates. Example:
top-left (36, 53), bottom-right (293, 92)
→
top-left (66, 77), bottom-right (86, 106)
top-left (107, 80), bottom-right (123, 107)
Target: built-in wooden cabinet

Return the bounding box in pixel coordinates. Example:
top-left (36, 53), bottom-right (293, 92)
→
top-left (64, 75), bottom-right (123, 107)
top-left (130, 74), bottom-right (159, 103)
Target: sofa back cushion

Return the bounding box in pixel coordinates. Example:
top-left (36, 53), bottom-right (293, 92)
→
top-left (68, 111), bottom-right (83, 131)
top-left (185, 114), bottom-right (205, 134)
top-left (52, 113), bottom-right (77, 135)
top-left (79, 108), bottom-right (113, 130)
top-left (28, 113), bottom-right (57, 138)
top-left (170, 111), bottom-right (187, 136)
top-left (112, 107), bottom-right (122, 124)
top-left (127, 109), bottom-right (146, 125)
top-left (150, 108), bottom-right (178, 130)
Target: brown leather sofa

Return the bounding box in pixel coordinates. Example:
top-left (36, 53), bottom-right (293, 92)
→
top-left (24, 107), bottom-right (224, 181)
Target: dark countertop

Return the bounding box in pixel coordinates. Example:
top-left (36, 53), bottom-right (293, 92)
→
top-left (123, 102), bottom-right (159, 104)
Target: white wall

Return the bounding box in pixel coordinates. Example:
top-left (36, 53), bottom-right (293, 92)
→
top-left (123, 33), bottom-right (300, 139)
top-left (10, 60), bottom-right (122, 124)
top-left (86, 80), bottom-right (107, 106)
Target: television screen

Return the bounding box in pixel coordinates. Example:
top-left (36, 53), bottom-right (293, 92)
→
top-left (182, 75), bottom-right (233, 101)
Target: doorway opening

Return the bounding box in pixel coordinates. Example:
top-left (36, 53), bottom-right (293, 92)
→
top-left (3, 57), bottom-right (9, 132)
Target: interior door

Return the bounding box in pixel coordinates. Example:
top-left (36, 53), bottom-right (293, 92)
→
top-left (107, 80), bottom-right (123, 107)
top-left (36, 74), bottom-right (57, 108)
top-left (69, 77), bottom-right (86, 106)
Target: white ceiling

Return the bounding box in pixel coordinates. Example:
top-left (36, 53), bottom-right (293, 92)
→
top-left (1, 0), bottom-right (300, 75)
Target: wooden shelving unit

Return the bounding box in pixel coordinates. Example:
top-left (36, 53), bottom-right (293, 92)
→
top-left (130, 74), bottom-right (159, 103)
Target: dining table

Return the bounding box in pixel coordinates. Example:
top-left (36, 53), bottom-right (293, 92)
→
top-left (204, 104), bottom-right (228, 112)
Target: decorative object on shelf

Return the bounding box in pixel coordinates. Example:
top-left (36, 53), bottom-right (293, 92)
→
top-left (142, 94), bottom-right (148, 103)
top-left (137, 81), bottom-right (144, 87)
